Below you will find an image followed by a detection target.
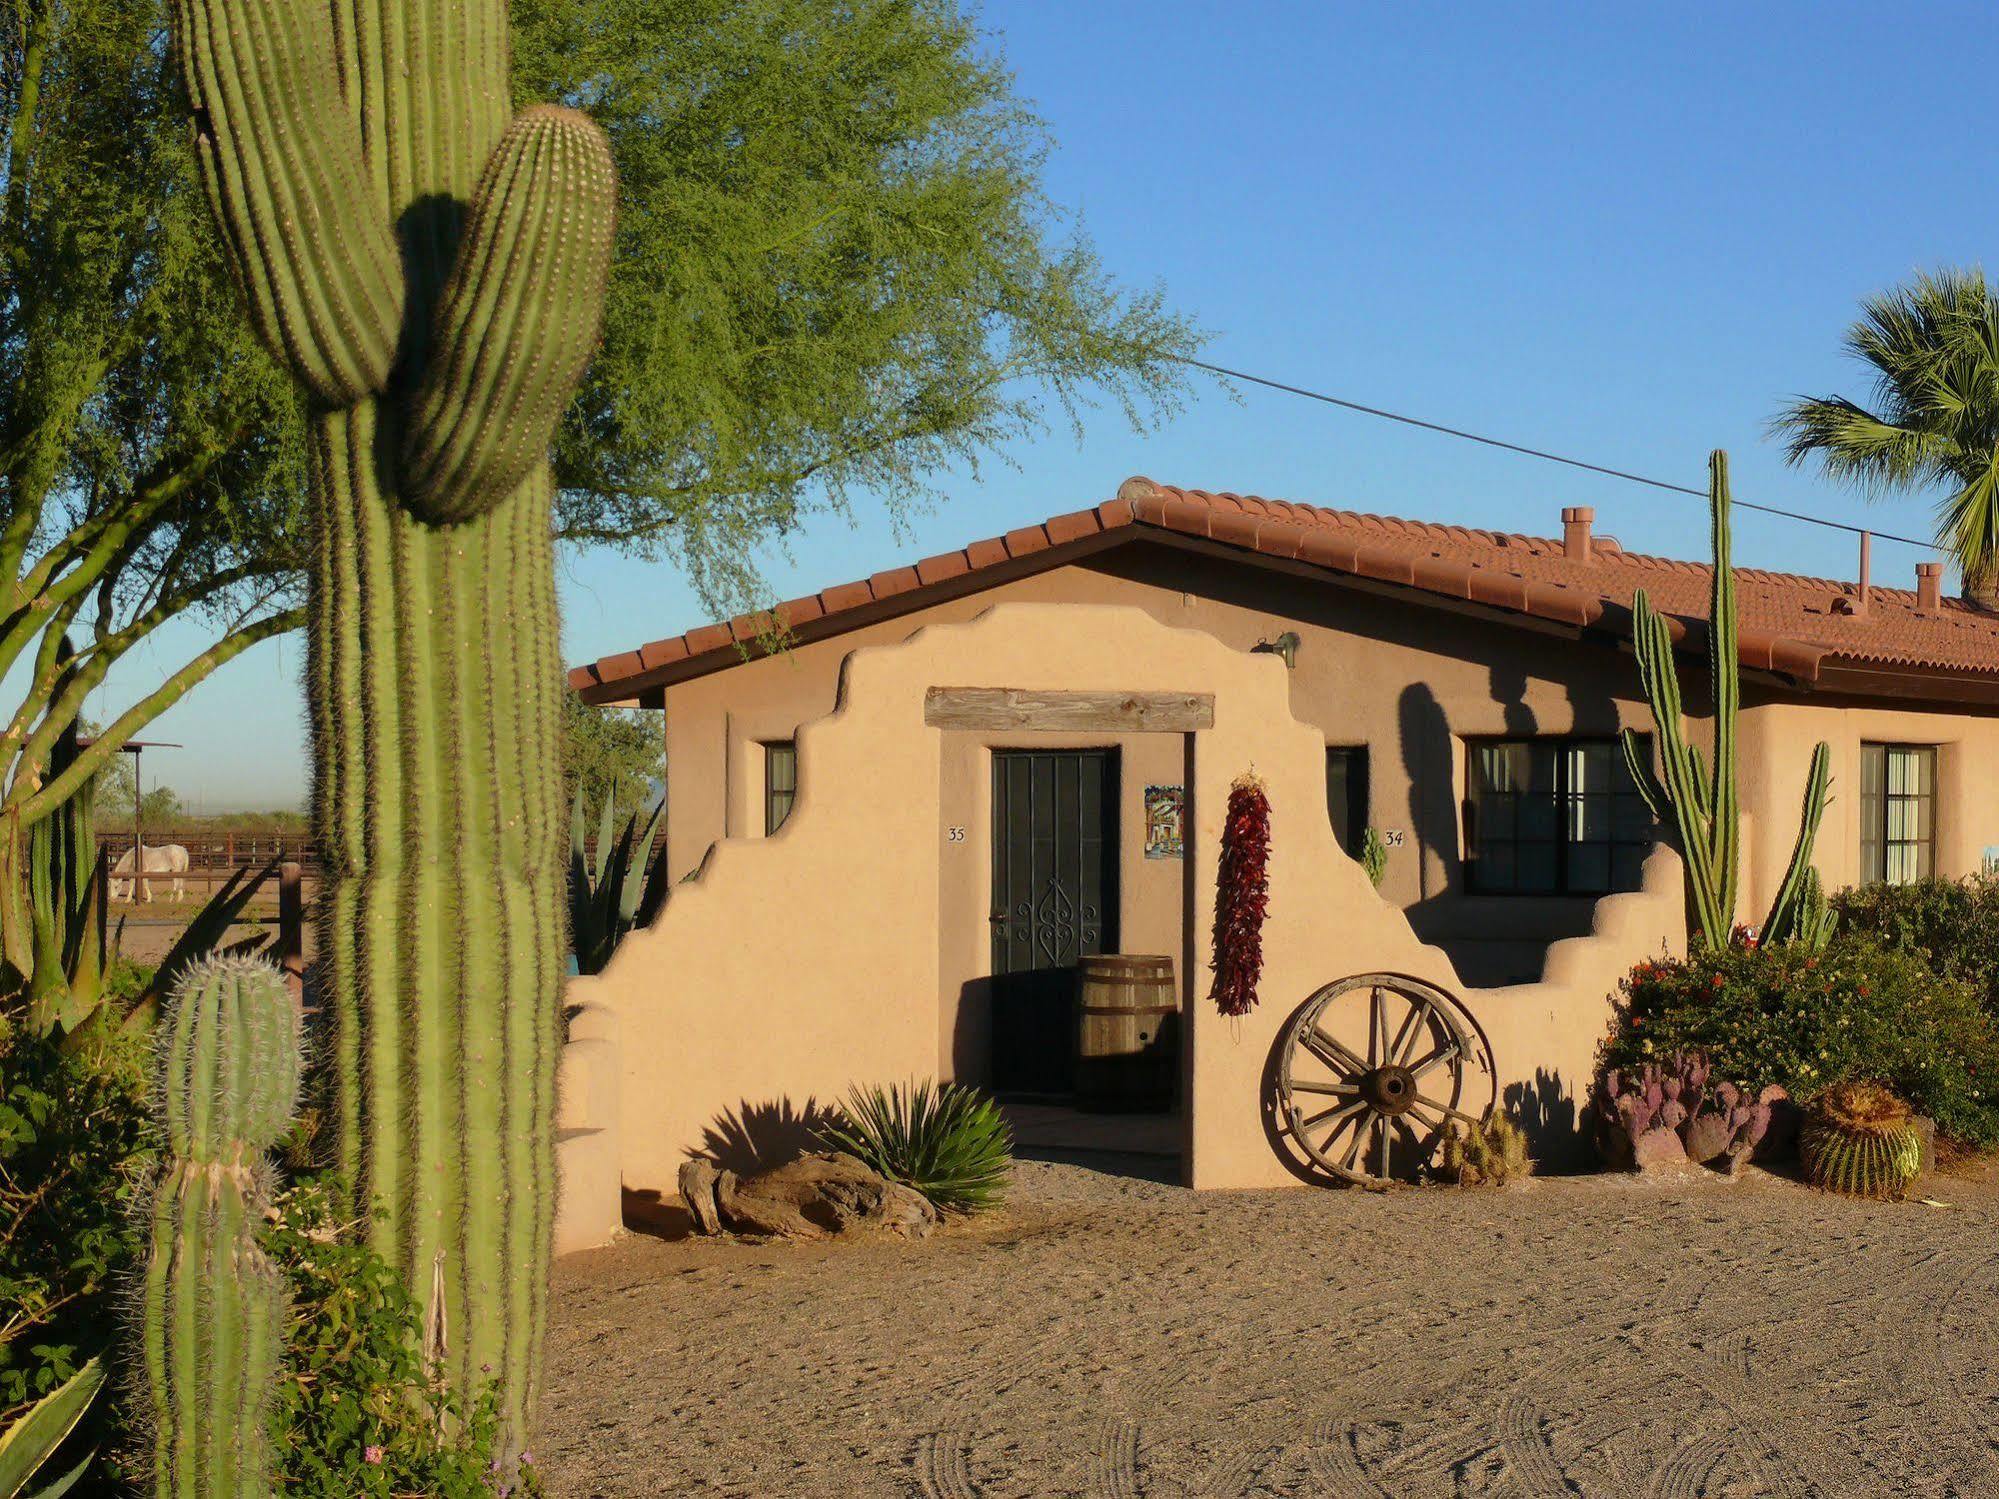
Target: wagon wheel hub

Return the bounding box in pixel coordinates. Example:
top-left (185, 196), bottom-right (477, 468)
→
top-left (1361, 1064), bottom-right (1419, 1116)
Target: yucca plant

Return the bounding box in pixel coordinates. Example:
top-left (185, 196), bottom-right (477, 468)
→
top-left (569, 793), bottom-right (672, 976)
top-left (820, 1080), bottom-right (1013, 1214)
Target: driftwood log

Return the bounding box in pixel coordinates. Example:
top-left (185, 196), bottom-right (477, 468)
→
top-left (679, 1152), bottom-right (938, 1240)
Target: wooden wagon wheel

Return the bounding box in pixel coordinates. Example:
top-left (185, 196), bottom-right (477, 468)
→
top-left (1276, 972), bottom-right (1498, 1187)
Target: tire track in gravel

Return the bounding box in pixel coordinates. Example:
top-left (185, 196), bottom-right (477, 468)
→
top-left (1881, 1246), bottom-right (1999, 1495)
top-left (910, 1318), bottom-right (1080, 1499)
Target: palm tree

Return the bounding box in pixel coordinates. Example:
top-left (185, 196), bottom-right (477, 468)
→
top-left (1774, 268), bottom-right (1999, 608)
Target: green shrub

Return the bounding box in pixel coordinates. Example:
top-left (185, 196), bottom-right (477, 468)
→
top-left (1603, 937), bottom-right (1999, 1147)
top-left (820, 1080), bottom-right (1013, 1213)
top-left (263, 1179), bottom-right (539, 1498)
top-left (1832, 874), bottom-right (1999, 1014)
top-left (0, 1023), bottom-right (150, 1464)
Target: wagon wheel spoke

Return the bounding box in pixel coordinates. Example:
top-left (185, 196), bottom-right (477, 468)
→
top-left (1340, 1113), bottom-right (1370, 1172)
top-left (1407, 1040), bottom-right (1461, 1083)
top-left (1301, 1026), bottom-right (1369, 1077)
top-left (1289, 1079), bottom-right (1361, 1096)
top-left (1388, 997), bottom-right (1426, 1067)
top-left (1300, 1097), bottom-right (1367, 1137)
top-left (1369, 986), bottom-right (1386, 1067)
top-left (1375, 1115), bottom-right (1390, 1181)
top-left (1409, 1093), bottom-right (1482, 1130)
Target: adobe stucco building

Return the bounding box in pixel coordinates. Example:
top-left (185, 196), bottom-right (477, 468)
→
top-left (555, 478), bottom-right (1999, 1234)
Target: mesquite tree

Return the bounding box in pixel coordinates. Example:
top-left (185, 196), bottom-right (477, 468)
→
top-left (170, 0), bottom-right (616, 1447)
top-left (1621, 450), bottom-right (1831, 950)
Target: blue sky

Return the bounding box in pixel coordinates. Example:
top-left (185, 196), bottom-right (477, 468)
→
top-left (91, 2), bottom-right (1999, 809)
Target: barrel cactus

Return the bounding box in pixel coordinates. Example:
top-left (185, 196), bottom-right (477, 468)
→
top-left (169, 0), bottom-right (617, 1446)
top-left (1800, 1082), bottom-right (1923, 1199)
top-left (140, 956), bottom-right (300, 1496)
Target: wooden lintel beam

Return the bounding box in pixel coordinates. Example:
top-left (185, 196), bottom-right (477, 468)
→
top-left (923, 687), bottom-right (1215, 732)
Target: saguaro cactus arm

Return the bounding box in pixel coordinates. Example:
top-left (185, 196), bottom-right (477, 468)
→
top-left (172, 0), bottom-right (404, 405)
top-left (402, 107), bottom-right (620, 523)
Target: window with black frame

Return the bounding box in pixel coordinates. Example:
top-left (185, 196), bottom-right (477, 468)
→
top-left (764, 740), bottom-right (797, 834)
top-left (1466, 737), bottom-right (1653, 895)
top-left (1860, 742), bottom-right (1936, 885)
top-left (1326, 745), bottom-right (1369, 858)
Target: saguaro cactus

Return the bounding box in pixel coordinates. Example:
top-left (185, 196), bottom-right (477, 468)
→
top-left (1621, 451), bottom-right (1832, 950)
top-left (141, 957), bottom-right (300, 1496)
top-left (170, 0), bottom-right (617, 1445)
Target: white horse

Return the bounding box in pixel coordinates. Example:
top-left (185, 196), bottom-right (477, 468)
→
top-left (111, 843), bottom-right (190, 903)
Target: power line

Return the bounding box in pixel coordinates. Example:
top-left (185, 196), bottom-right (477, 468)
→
top-left (1177, 356), bottom-right (1938, 552)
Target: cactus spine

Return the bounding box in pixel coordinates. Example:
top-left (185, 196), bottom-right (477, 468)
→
top-left (141, 957), bottom-right (300, 1496)
top-left (1621, 450), bottom-right (1832, 950)
top-left (170, 0), bottom-right (617, 1447)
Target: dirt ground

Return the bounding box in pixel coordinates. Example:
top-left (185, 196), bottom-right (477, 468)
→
top-left (541, 1153), bottom-right (1999, 1498)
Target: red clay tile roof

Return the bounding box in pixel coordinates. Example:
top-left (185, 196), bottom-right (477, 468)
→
top-left (569, 477), bottom-right (1999, 702)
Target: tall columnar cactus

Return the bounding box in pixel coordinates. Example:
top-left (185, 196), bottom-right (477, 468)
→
top-left (22, 683), bottom-right (107, 1034)
top-left (1621, 450), bottom-right (1832, 950)
top-left (169, 0), bottom-right (618, 1446)
top-left (141, 957), bottom-right (300, 1496)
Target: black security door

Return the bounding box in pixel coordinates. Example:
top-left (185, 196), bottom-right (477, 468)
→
top-left (990, 750), bottom-right (1119, 1094)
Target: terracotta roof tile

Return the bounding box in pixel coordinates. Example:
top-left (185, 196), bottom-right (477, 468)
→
top-left (570, 474), bottom-right (1994, 699)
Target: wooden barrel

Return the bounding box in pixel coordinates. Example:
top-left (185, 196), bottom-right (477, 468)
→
top-left (1075, 955), bottom-right (1179, 1113)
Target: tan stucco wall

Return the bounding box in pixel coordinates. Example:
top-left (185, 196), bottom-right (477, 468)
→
top-left (658, 545), bottom-right (1999, 963)
top-left (573, 603), bottom-right (1689, 1197)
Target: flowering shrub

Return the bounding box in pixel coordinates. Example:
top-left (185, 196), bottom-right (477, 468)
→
top-left (266, 1178), bottom-right (541, 1497)
top-left (1602, 937), bottom-right (1999, 1148)
top-left (1832, 874), bottom-right (1999, 1019)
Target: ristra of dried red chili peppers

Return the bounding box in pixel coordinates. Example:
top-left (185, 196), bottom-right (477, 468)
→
top-left (1209, 771), bottom-right (1271, 1017)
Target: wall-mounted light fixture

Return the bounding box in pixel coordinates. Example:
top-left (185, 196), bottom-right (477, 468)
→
top-left (1251, 630), bottom-right (1301, 670)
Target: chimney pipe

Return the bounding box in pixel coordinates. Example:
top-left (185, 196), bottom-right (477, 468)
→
top-left (1856, 529), bottom-right (1871, 616)
top-left (1562, 505), bottom-right (1595, 563)
top-left (1916, 561), bottom-right (1943, 612)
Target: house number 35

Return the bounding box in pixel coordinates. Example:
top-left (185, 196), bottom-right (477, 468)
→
top-left (947, 826), bottom-right (966, 842)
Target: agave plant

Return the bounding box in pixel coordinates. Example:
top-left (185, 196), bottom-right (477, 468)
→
top-left (569, 794), bottom-right (672, 976)
top-left (0, 1356), bottom-right (104, 1499)
top-left (820, 1080), bottom-right (1013, 1214)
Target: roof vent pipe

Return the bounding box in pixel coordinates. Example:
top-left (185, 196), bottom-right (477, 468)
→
top-left (1916, 561), bottom-right (1944, 612)
top-left (1561, 506), bottom-right (1594, 563)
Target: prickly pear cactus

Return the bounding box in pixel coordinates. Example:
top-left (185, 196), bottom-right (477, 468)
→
top-left (1800, 1082), bottom-right (1923, 1199)
top-left (170, 0), bottom-right (617, 1446)
top-left (141, 957), bottom-right (300, 1497)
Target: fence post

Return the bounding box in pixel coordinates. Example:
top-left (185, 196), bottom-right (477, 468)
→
top-left (279, 860), bottom-right (304, 1007)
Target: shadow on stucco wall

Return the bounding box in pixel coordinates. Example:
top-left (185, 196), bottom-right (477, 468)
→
top-left (1504, 1066), bottom-right (1590, 1172)
top-left (698, 1096), bottom-right (838, 1175)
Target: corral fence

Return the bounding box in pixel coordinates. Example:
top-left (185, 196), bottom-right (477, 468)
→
top-left (97, 829), bottom-right (320, 895)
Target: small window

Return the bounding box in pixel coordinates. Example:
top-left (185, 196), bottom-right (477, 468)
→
top-left (1466, 737), bottom-right (1653, 895)
top-left (1326, 746), bottom-right (1370, 858)
top-left (1861, 743), bottom-right (1936, 884)
top-left (764, 741), bottom-right (797, 834)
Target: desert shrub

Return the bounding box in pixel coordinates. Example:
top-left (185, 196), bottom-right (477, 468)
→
top-left (1440, 1112), bottom-right (1531, 1185)
top-left (0, 1023), bottom-right (151, 1456)
top-left (820, 1079), bottom-right (1013, 1213)
top-left (1831, 874), bottom-right (1999, 1015)
top-left (264, 1178), bottom-right (539, 1498)
top-left (1603, 937), bottom-right (1999, 1147)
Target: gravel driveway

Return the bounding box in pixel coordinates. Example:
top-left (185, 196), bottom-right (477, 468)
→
top-left (540, 1155), bottom-right (1999, 1497)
